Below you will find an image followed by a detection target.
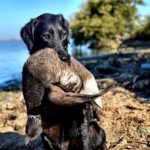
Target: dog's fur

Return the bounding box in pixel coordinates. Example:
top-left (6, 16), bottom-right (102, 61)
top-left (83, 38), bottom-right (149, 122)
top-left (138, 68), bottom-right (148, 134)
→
top-left (21, 13), bottom-right (70, 61)
top-left (23, 48), bottom-right (106, 149)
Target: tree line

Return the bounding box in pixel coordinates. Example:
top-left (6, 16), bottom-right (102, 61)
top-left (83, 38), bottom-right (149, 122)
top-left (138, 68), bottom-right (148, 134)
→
top-left (70, 0), bottom-right (150, 51)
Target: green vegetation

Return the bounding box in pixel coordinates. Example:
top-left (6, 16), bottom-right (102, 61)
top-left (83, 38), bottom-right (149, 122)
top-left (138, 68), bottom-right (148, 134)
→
top-left (133, 16), bottom-right (150, 41)
top-left (71, 0), bottom-right (144, 50)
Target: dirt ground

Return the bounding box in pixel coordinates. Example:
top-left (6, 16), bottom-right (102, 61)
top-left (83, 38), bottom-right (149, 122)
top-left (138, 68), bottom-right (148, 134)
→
top-left (0, 79), bottom-right (150, 149)
top-left (98, 79), bottom-right (150, 150)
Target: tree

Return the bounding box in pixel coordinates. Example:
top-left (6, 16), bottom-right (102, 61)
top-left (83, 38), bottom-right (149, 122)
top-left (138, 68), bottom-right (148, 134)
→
top-left (70, 0), bottom-right (144, 50)
top-left (133, 16), bottom-right (150, 41)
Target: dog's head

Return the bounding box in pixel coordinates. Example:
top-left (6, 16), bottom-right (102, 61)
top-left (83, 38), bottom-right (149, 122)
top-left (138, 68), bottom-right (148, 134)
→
top-left (21, 13), bottom-right (70, 61)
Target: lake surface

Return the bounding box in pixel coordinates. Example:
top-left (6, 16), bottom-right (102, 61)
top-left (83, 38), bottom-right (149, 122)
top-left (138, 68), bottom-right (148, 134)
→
top-left (0, 40), bottom-right (29, 87)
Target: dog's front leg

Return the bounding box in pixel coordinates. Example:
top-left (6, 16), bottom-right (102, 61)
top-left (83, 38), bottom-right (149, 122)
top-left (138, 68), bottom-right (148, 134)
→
top-left (80, 104), bottom-right (91, 150)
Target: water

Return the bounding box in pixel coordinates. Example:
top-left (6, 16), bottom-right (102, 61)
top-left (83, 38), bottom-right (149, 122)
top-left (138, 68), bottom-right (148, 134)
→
top-left (0, 40), bottom-right (29, 87)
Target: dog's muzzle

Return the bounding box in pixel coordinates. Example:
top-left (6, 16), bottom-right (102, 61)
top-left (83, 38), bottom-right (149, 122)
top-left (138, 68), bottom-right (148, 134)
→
top-left (57, 50), bottom-right (70, 62)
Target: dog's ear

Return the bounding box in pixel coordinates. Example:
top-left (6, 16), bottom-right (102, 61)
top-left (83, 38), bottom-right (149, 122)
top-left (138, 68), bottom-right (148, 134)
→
top-left (57, 14), bottom-right (69, 31)
top-left (57, 14), bottom-right (70, 50)
top-left (20, 19), bottom-right (38, 53)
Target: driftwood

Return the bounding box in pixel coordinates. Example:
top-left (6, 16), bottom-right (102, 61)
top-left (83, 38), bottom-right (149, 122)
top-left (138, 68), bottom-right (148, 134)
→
top-left (0, 132), bottom-right (43, 150)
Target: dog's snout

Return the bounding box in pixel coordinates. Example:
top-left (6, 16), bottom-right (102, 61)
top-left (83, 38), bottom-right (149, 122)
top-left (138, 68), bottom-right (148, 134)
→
top-left (61, 53), bottom-right (70, 61)
top-left (58, 50), bottom-right (70, 62)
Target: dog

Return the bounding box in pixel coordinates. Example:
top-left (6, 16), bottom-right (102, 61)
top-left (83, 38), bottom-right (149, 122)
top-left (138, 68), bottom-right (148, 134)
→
top-left (21, 13), bottom-right (70, 61)
top-left (22, 48), bottom-right (108, 149)
top-left (21, 13), bottom-right (106, 149)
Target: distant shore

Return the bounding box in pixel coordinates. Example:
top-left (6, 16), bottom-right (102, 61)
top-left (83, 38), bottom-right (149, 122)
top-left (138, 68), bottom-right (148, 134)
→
top-left (0, 38), bottom-right (21, 42)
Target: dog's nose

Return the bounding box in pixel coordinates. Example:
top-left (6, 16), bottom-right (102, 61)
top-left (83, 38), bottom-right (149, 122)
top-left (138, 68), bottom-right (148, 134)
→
top-left (61, 54), bottom-right (70, 61)
top-left (58, 50), bottom-right (70, 62)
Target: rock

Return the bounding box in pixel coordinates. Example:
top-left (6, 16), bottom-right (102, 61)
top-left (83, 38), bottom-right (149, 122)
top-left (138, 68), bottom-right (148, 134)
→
top-left (141, 63), bottom-right (150, 70)
top-left (0, 132), bottom-right (43, 150)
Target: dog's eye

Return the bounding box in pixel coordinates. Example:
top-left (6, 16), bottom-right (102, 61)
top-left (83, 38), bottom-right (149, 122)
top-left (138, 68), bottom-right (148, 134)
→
top-left (60, 31), bottom-right (67, 38)
top-left (62, 31), bottom-right (67, 36)
top-left (42, 34), bottom-right (50, 39)
top-left (63, 32), bottom-right (67, 36)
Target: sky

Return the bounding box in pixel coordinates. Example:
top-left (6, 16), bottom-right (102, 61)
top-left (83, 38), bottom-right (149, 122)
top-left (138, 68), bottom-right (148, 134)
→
top-left (0, 0), bottom-right (150, 39)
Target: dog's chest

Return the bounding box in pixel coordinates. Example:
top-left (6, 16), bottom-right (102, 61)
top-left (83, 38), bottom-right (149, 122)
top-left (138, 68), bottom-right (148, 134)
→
top-left (59, 70), bottom-right (82, 93)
